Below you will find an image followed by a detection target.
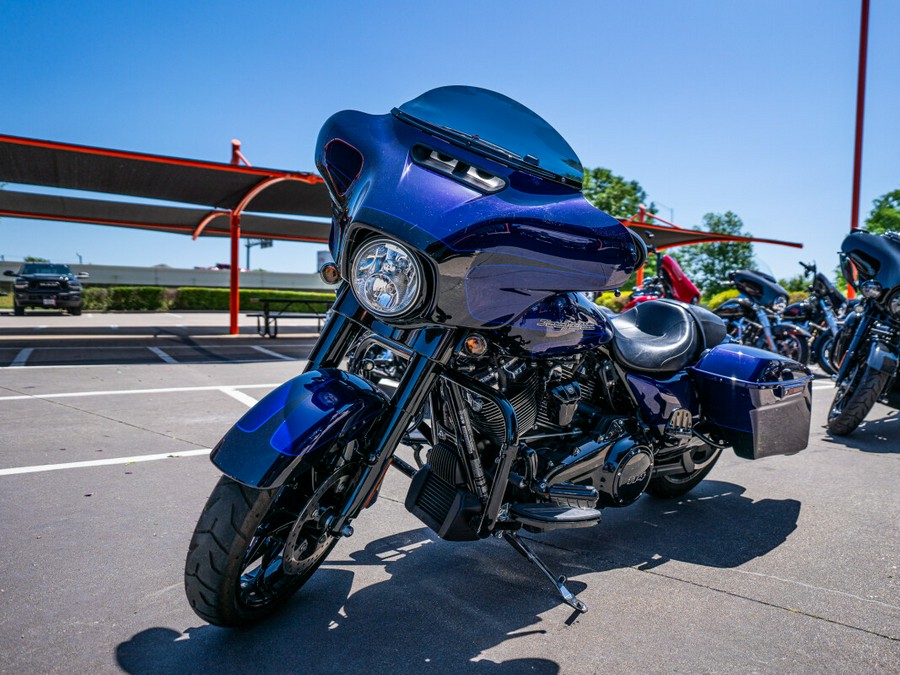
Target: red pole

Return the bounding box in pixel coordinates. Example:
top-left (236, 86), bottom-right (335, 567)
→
top-left (229, 213), bottom-right (241, 335)
top-left (229, 139), bottom-right (244, 334)
top-left (635, 205), bottom-right (647, 286)
top-left (847, 0), bottom-right (870, 299)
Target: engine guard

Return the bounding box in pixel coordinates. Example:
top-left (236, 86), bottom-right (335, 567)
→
top-left (210, 369), bottom-right (388, 489)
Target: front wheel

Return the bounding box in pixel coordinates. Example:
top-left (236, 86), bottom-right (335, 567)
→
top-left (185, 459), bottom-right (360, 627)
top-left (827, 360), bottom-right (890, 436)
top-left (645, 445), bottom-right (722, 499)
top-left (773, 331), bottom-right (810, 365)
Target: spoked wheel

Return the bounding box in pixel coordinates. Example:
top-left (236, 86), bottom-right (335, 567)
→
top-left (774, 332), bottom-right (810, 365)
top-left (185, 458), bottom-right (360, 627)
top-left (827, 359), bottom-right (890, 437)
top-left (645, 444), bottom-right (722, 499)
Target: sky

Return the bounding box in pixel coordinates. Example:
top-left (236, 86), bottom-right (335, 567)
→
top-left (1, 1), bottom-right (898, 281)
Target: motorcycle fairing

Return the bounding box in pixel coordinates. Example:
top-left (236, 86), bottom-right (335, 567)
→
top-left (316, 104), bottom-right (640, 329)
top-left (211, 369), bottom-right (388, 489)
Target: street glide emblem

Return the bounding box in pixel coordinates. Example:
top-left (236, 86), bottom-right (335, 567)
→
top-left (536, 319), bottom-right (597, 331)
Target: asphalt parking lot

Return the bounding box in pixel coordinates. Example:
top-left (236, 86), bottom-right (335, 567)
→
top-left (0, 311), bottom-right (898, 674)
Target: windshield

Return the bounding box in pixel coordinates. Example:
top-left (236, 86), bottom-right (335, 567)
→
top-left (393, 86), bottom-right (584, 188)
top-left (20, 264), bottom-right (72, 276)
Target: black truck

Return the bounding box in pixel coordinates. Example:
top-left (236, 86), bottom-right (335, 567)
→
top-left (4, 263), bottom-right (88, 316)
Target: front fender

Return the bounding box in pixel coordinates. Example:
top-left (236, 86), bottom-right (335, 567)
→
top-left (867, 341), bottom-right (899, 376)
top-left (211, 369), bottom-right (388, 488)
top-left (772, 323), bottom-right (812, 340)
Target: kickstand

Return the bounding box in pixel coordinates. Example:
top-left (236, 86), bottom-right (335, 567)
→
top-left (502, 531), bottom-right (588, 614)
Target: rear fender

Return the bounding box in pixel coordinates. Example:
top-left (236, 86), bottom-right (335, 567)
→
top-left (211, 369), bottom-right (388, 489)
top-left (867, 341), bottom-right (899, 376)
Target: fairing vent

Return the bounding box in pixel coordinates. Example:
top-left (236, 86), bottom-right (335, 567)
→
top-left (411, 145), bottom-right (506, 193)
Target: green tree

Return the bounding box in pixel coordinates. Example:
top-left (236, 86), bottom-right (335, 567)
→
top-left (24, 256), bottom-right (50, 262)
top-left (582, 167), bottom-right (655, 220)
top-left (672, 212), bottom-right (755, 296)
top-left (778, 274), bottom-right (807, 293)
top-left (865, 189), bottom-right (900, 234)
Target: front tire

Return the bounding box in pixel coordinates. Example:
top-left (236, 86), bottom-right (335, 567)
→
top-left (827, 360), bottom-right (890, 436)
top-left (13, 304), bottom-right (25, 316)
top-left (813, 333), bottom-right (838, 376)
top-left (645, 445), bottom-right (721, 499)
top-left (185, 460), bottom-right (359, 627)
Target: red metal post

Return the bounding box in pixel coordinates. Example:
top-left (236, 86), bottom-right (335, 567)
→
top-left (847, 0), bottom-right (870, 299)
top-left (635, 205), bottom-right (647, 286)
top-left (229, 213), bottom-right (241, 335)
top-left (228, 140), bottom-right (244, 334)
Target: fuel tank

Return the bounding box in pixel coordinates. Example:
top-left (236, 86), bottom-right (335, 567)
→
top-left (496, 292), bottom-right (614, 358)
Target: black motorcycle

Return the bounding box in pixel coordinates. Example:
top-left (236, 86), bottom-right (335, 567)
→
top-left (713, 269), bottom-right (812, 364)
top-left (827, 231), bottom-right (900, 436)
top-left (782, 262), bottom-right (848, 375)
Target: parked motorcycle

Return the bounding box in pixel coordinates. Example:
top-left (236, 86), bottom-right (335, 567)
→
top-left (184, 86), bottom-right (814, 626)
top-left (622, 246), bottom-right (701, 311)
top-left (781, 261), bottom-right (848, 375)
top-left (827, 230), bottom-right (900, 436)
top-left (713, 269), bottom-right (812, 364)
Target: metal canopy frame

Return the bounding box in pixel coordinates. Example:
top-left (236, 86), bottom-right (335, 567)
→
top-left (0, 134), bottom-right (331, 334)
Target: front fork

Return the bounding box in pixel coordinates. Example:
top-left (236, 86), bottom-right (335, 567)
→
top-left (756, 307), bottom-right (776, 350)
top-left (306, 286), bottom-right (457, 537)
top-left (834, 311), bottom-right (873, 384)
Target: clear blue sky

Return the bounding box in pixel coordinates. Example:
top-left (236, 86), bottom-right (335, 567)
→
top-left (2, 1), bottom-right (898, 281)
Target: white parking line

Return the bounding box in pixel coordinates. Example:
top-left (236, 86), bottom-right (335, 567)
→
top-left (219, 387), bottom-right (260, 408)
top-left (0, 448), bottom-right (212, 477)
top-left (10, 348), bottom-right (34, 367)
top-left (252, 345), bottom-right (295, 361)
top-left (0, 382), bottom-right (280, 402)
top-left (148, 346), bottom-right (178, 364)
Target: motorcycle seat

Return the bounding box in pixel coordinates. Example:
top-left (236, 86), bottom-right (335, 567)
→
top-left (609, 299), bottom-right (702, 374)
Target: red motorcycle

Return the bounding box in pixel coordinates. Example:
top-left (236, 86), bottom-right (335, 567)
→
top-left (622, 248), bottom-right (701, 311)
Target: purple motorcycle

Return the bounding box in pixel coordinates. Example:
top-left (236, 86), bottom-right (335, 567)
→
top-left (185, 86), bottom-right (813, 625)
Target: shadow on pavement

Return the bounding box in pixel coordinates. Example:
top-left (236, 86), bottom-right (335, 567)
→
top-left (823, 409), bottom-right (900, 453)
top-left (116, 480), bottom-right (799, 674)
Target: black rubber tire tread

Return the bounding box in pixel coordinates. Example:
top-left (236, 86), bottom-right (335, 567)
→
top-left (827, 366), bottom-right (890, 437)
top-left (184, 476), bottom-right (308, 627)
top-left (69, 306), bottom-right (82, 316)
top-left (645, 448), bottom-right (722, 499)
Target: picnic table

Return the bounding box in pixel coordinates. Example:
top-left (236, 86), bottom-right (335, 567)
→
top-left (246, 297), bottom-right (328, 338)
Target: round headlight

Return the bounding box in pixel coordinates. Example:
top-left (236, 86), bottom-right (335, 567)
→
top-left (771, 296), bottom-right (787, 313)
top-left (350, 239), bottom-right (423, 317)
top-left (860, 280), bottom-right (883, 299)
top-left (889, 292), bottom-right (900, 318)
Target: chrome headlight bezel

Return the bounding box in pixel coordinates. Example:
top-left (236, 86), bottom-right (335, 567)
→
top-left (888, 290), bottom-right (900, 319)
top-left (860, 279), bottom-right (883, 299)
top-left (349, 238), bottom-right (425, 318)
top-left (771, 296), bottom-right (787, 314)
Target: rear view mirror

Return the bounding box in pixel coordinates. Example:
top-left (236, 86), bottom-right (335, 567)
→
top-left (3, 270), bottom-right (16, 277)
